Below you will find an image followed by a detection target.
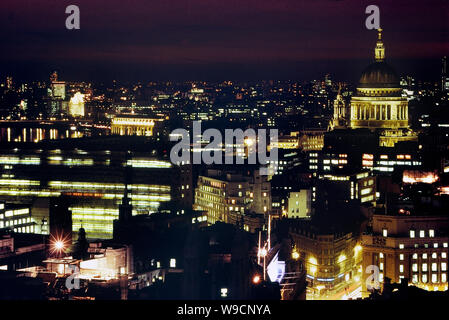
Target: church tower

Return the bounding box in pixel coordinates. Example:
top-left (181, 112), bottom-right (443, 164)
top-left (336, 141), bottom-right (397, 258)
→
top-left (330, 84), bottom-right (348, 130)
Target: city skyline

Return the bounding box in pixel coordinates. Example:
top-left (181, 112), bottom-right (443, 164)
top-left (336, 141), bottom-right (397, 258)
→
top-left (1, 0), bottom-right (448, 305)
top-left (0, 0), bottom-right (448, 81)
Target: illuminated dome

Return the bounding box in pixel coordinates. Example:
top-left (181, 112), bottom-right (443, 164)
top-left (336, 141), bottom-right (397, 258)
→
top-left (358, 61), bottom-right (400, 88)
top-left (333, 28), bottom-right (418, 148)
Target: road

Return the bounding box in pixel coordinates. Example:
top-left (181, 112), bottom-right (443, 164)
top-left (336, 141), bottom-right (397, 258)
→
top-left (307, 281), bottom-right (362, 300)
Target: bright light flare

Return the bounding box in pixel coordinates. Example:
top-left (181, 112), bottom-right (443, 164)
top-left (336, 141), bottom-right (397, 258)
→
top-left (253, 275), bottom-right (261, 284)
top-left (308, 256), bottom-right (317, 275)
top-left (338, 254), bottom-right (347, 263)
top-left (244, 137), bottom-right (255, 147)
top-left (49, 233), bottom-right (71, 256)
top-left (54, 241), bottom-right (64, 250)
top-left (308, 257), bottom-right (317, 265)
top-left (292, 251), bottom-right (299, 260)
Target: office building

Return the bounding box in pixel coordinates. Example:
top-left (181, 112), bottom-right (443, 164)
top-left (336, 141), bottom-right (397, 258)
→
top-left (194, 168), bottom-right (271, 229)
top-left (361, 213), bottom-right (449, 296)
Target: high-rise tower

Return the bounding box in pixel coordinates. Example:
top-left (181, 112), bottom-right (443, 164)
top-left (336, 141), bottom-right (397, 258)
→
top-left (442, 56), bottom-right (449, 92)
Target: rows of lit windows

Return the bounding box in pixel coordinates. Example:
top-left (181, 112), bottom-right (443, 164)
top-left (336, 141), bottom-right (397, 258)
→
top-left (192, 215), bottom-right (207, 224)
top-left (412, 252), bottom-right (448, 259)
top-left (382, 228), bottom-right (443, 240)
top-left (126, 159), bottom-right (172, 168)
top-left (71, 207), bottom-right (119, 239)
top-left (397, 242), bottom-right (448, 249)
top-left (0, 179), bottom-right (40, 186)
top-left (0, 156), bottom-right (41, 165)
top-left (0, 207), bottom-right (33, 231)
top-left (48, 181), bottom-right (170, 192)
top-left (229, 206), bottom-right (245, 212)
top-left (410, 229), bottom-right (436, 238)
top-left (12, 225), bottom-right (34, 233)
top-left (408, 262), bottom-right (447, 273)
top-left (379, 252), bottom-right (448, 284)
top-left (412, 274), bottom-right (447, 284)
top-left (0, 217), bottom-right (32, 226)
top-left (0, 181), bottom-right (170, 212)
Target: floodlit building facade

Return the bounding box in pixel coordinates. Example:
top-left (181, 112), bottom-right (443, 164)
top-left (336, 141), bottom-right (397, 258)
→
top-left (0, 147), bottom-right (179, 239)
top-left (111, 114), bottom-right (166, 136)
top-left (361, 214), bottom-right (449, 297)
top-left (289, 222), bottom-right (362, 297)
top-left (0, 203), bottom-right (35, 234)
top-left (287, 190), bottom-right (312, 218)
top-left (194, 169), bottom-right (271, 229)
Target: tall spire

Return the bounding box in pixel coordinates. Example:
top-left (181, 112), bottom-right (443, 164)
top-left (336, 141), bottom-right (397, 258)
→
top-left (375, 28), bottom-right (385, 62)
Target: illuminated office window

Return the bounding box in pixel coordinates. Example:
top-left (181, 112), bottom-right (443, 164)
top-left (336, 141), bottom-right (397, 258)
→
top-left (220, 288), bottom-right (228, 298)
top-left (432, 274), bottom-right (438, 283)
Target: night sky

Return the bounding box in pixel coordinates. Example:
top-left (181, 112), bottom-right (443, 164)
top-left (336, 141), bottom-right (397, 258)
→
top-left (0, 0), bottom-right (448, 82)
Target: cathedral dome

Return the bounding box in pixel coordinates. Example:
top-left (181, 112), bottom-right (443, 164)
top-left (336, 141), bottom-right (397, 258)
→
top-left (358, 61), bottom-right (400, 88)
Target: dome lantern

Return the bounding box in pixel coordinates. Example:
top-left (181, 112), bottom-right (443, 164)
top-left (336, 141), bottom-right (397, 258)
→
top-left (375, 28), bottom-right (385, 62)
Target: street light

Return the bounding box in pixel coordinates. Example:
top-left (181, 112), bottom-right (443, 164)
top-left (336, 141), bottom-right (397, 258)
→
top-left (259, 246), bottom-right (268, 281)
top-left (49, 233), bottom-right (70, 257)
top-left (253, 274), bottom-right (261, 284)
top-left (54, 241), bottom-right (64, 250)
top-left (292, 250), bottom-right (300, 260)
top-left (309, 257), bottom-right (317, 275)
